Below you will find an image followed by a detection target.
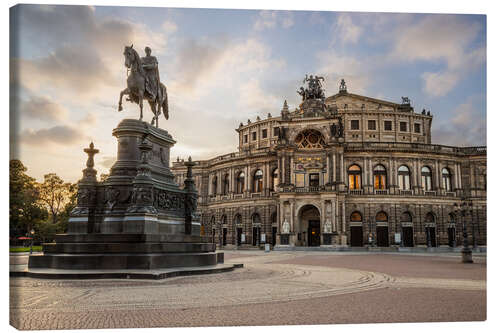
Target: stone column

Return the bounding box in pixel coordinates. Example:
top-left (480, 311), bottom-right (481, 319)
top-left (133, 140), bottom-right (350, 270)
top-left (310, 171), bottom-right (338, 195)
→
top-left (413, 159), bottom-right (418, 192)
top-left (434, 160), bottom-right (440, 192)
top-left (342, 201), bottom-right (346, 234)
top-left (332, 200), bottom-right (337, 233)
top-left (340, 152), bottom-right (345, 184)
top-left (332, 151), bottom-right (337, 183)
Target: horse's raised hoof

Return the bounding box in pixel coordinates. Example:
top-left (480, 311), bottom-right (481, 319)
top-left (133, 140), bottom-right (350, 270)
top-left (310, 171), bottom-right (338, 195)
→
top-left (118, 105), bottom-right (123, 112)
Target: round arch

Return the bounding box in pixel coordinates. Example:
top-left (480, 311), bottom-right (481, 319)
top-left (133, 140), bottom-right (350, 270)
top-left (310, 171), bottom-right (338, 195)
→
top-left (294, 129), bottom-right (326, 149)
top-left (296, 204), bottom-right (321, 247)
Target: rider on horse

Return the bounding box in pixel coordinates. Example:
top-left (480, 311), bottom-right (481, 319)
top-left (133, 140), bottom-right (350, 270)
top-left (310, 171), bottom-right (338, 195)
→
top-left (141, 46), bottom-right (161, 102)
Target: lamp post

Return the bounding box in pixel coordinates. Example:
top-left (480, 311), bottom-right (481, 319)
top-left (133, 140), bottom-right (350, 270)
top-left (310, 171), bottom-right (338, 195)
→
top-left (29, 229), bottom-right (35, 255)
top-left (454, 200), bottom-right (473, 263)
top-left (471, 206), bottom-right (477, 249)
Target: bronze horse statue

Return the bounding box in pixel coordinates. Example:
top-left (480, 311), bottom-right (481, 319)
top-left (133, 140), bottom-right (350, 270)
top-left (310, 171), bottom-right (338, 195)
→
top-left (118, 45), bottom-right (168, 127)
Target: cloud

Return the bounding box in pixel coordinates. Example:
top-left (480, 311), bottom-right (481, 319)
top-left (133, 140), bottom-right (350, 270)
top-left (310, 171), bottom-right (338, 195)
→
top-left (20, 125), bottom-right (88, 146)
top-left (237, 78), bottom-right (282, 114)
top-left (316, 50), bottom-right (371, 94)
top-left (16, 94), bottom-right (68, 122)
top-left (11, 5), bottom-right (170, 100)
top-left (80, 112), bottom-right (98, 126)
top-left (170, 37), bottom-right (229, 92)
top-left (333, 13), bottom-right (363, 44)
top-left (99, 156), bottom-right (116, 168)
top-left (432, 95), bottom-right (486, 146)
top-left (420, 71), bottom-right (460, 97)
top-left (253, 10), bottom-right (294, 31)
top-left (388, 15), bottom-right (485, 97)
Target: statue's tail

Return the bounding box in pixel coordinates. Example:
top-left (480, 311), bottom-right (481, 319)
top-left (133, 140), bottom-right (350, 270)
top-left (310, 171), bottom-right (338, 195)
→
top-left (162, 84), bottom-right (169, 120)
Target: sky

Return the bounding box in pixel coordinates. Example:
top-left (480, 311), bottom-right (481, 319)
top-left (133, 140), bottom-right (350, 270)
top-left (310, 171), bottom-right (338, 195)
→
top-left (9, 5), bottom-right (487, 183)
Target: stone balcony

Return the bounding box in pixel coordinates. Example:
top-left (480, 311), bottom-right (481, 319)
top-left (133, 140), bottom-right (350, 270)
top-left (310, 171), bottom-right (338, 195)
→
top-left (201, 186), bottom-right (477, 204)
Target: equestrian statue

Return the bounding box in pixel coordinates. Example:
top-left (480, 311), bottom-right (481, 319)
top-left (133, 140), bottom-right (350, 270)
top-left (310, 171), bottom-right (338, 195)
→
top-left (119, 45), bottom-right (169, 127)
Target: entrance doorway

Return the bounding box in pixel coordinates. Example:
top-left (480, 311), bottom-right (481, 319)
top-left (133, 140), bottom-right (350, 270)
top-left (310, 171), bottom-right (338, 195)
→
top-left (222, 228), bottom-right (227, 246)
top-left (447, 227), bottom-right (456, 247)
top-left (426, 227), bottom-right (437, 247)
top-left (376, 226), bottom-right (389, 247)
top-left (252, 226), bottom-right (261, 246)
top-left (402, 227), bottom-right (414, 247)
top-left (308, 220), bottom-right (321, 246)
top-left (272, 227), bottom-right (277, 246)
top-left (298, 204), bottom-right (321, 247)
top-left (350, 226), bottom-right (363, 246)
top-left (237, 227), bottom-right (242, 245)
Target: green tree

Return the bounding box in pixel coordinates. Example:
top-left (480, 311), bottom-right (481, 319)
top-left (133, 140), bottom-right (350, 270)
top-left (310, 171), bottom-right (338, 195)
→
top-left (57, 182), bottom-right (78, 233)
top-left (37, 173), bottom-right (73, 224)
top-left (9, 160), bottom-right (47, 237)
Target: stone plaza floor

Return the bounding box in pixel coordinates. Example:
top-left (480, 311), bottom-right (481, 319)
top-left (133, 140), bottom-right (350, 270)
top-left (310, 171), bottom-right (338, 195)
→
top-left (9, 250), bottom-right (486, 330)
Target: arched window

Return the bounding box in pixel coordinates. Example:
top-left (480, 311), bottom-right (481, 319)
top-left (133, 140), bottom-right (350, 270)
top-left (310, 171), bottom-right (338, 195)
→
top-left (253, 169), bottom-right (263, 192)
top-left (350, 211), bottom-right (362, 222)
top-left (223, 174), bottom-right (230, 195)
top-left (398, 165), bottom-right (411, 190)
top-left (442, 168), bottom-right (452, 191)
top-left (221, 215), bottom-right (227, 225)
top-left (375, 211), bottom-right (388, 222)
top-left (252, 213), bottom-right (261, 224)
top-left (373, 164), bottom-right (387, 190)
top-left (348, 164), bottom-right (362, 190)
top-left (271, 168), bottom-right (279, 192)
top-left (295, 129), bottom-right (326, 149)
top-left (421, 166), bottom-right (432, 191)
top-left (449, 212), bottom-right (456, 224)
top-left (236, 171), bottom-right (245, 194)
top-left (425, 212), bottom-right (435, 223)
top-left (271, 211), bottom-right (277, 224)
top-left (401, 212), bottom-right (412, 222)
top-left (234, 214), bottom-right (242, 225)
top-left (212, 176), bottom-right (218, 195)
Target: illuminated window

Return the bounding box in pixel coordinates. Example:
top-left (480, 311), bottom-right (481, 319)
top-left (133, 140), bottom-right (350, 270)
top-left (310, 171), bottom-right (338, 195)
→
top-left (376, 211), bottom-right (388, 222)
top-left (398, 165), bottom-right (411, 190)
top-left (348, 164), bottom-right (362, 190)
top-left (350, 211), bottom-right (362, 222)
top-left (236, 171), bottom-right (245, 194)
top-left (421, 166), bottom-right (432, 191)
top-left (373, 164), bottom-right (386, 189)
top-left (271, 168), bottom-right (279, 192)
top-left (442, 168), bottom-right (452, 191)
top-left (253, 169), bottom-right (263, 192)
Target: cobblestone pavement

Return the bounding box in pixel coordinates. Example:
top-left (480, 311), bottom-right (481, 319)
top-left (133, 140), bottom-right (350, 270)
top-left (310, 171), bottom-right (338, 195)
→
top-left (10, 251), bottom-right (486, 329)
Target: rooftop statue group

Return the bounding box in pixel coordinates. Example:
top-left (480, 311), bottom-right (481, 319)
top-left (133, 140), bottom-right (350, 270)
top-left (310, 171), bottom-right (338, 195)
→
top-left (297, 74), bottom-right (326, 102)
top-left (118, 45), bottom-right (169, 127)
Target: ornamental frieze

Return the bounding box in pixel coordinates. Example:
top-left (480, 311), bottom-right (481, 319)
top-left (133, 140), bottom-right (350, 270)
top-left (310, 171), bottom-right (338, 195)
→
top-left (154, 188), bottom-right (185, 213)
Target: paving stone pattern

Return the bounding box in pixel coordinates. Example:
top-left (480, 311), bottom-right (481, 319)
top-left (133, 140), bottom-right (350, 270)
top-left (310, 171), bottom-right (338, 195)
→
top-left (10, 251), bottom-right (486, 329)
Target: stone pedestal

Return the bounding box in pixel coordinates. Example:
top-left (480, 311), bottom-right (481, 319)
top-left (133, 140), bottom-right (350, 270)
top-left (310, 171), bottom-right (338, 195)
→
top-left (29, 119), bottom-right (236, 278)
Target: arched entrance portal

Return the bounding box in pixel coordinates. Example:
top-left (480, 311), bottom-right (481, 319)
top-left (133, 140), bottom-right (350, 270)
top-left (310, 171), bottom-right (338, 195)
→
top-left (298, 204), bottom-right (321, 247)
